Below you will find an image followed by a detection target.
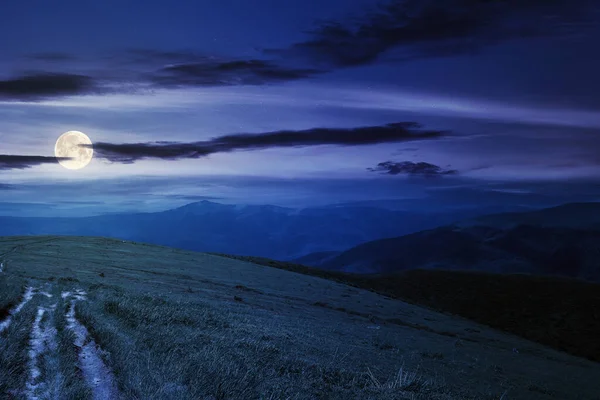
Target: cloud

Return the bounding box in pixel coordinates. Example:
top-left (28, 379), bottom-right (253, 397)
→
top-left (84, 122), bottom-right (448, 163)
top-left (368, 161), bottom-right (458, 176)
top-left (4, 51), bottom-right (323, 99)
top-left (122, 49), bottom-right (324, 83)
top-left (0, 73), bottom-right (99, 100)
top-left (150, 58), bottom-right (322, 87)
top-left (0, 155), bottom-right (69, 170)
top-left (268, 0), bottom-right (596, 67)
top-left (122, 49), bottom-right (203, 64)
top-left (27, 52), bottom-right (78, 62)
top-left (6, 1), bottom-right (596, 100)
top-left (0, 183), bottom-right (16, 190)
top-left (162, 194), bottom-right (225, 202)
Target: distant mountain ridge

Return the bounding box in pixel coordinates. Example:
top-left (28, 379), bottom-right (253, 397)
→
top-left (0, 200), bottom-right (510, 260)
top-left (458, 202), bottom-right (600, 230)
top-left (307, 202), bottom-right (600, 282)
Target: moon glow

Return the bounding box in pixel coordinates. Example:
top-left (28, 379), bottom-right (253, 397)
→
top-left (54, 131), bottom-right (94, 170)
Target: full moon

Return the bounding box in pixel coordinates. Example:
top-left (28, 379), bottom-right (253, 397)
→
top-left (54, 131), bottom-right (94, 170)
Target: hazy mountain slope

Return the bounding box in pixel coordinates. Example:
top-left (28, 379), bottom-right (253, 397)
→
top-left (292, 250), bottom-right (341, 265)
top-left (0, 200), bottom-right (513, 260)
top-left (318, 226), bottom-right (510, 273)
top-left (459, 202), bottom-right (600, 230)
top-left (317, 224), bottom-right (600, 280)
top-left (1, 236), bottom-right (599, 399)
top-left (309, 203), bottom-right (600, 280)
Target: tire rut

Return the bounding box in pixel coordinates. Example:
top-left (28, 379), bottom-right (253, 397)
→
top-left (2, 284), bottom-right (121, 399)
top-left (25, 302), bottom-right (60, 400)
top-left (0, 286), bottom-right (35, 334)
top-left (65, 289), bottom-right (120, 400)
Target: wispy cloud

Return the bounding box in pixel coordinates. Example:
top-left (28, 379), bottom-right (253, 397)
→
top-left (26, 52), bottom-right (78, 62)
top-left (368, 160), bottom-right (457, 177)
top-left (0, 155), bottom-right (68, 170)
top-left (0, 0), bottom-right (596, 104)
top-left (0, 73), bottom-right (99, 100)
top-left (268, 0), bottom-right (597, 67)
top-left (150, 58), bottom-right (323, 87)
top-left (312, 86), bottom-right (600, 129)
top-left (0, 52), bottom-right (322, 101)
top-left (85, 122), bottom-right (448, 163)
top-left (8, 82), bottom-right (600, 130)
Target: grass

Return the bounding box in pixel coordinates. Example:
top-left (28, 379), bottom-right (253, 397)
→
top-left (53, 294), bottom-right (93, 399)
top-left (0, 274), bottom-right (25, 319)
top-left (214, 254), bottom-right (600, 362)
top-left (74, 284), bottom-right (457, 399)
top-left (0, 277), bottom-right (92, 399)
top-left (0, 236), bottom-right (599, 399)
top-left (0, 284), bottom-right (41, 397)
top-left (366, 366), bottom-right (427, 391)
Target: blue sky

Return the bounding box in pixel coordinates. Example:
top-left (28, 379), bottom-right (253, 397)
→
top-left (1, 0), bottom-right (600, 215)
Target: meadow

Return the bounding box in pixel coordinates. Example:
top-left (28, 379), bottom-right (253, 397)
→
top-left (1, 236), bottom-right (599, 399)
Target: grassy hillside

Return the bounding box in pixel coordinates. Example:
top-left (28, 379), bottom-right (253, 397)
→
top-left (0, 236), bottom-right (599, 399)
top-left (215, 254), bottom-right (600, 363)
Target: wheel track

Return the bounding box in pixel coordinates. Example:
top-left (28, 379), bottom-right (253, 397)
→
top-left (25, 302), bottom-right (59, 400)
top-left (64, 289), bottom-right (121, 400)
top-left (2, 283), bottom-right (121, 399)
top-left (0, 286), bottom-right (35, 334)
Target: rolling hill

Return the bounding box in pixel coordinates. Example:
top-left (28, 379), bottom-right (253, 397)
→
top-left (216, 253), bottom-right (600, 364)
top-left (1, 236), bottom-right (599, 399)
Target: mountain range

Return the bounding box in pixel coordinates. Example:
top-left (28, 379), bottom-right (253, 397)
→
top-left (0, 200), bottom-right (522, 260)
top-left (2, 200), bottom-right (599, 281)
top-left (302, 202), bottom-right (600, 282)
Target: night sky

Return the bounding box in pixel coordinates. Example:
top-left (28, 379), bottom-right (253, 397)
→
top-left (1, 0), bottom-right (600, 216)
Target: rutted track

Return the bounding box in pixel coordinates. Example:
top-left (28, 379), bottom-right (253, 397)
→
top-left (25, 303), bottom-right (59, 400)
top-left (65, 289), bottom-right (120, 400)
top-left (0, 286), bottom-right (35, 334)
top-left (2, 284), bottom-right (121, 399)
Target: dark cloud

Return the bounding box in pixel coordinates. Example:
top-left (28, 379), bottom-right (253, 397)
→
top-left (121, 49), bottom-right (204, 65)
top-left (84, 122), bottom-right (448, 163)
top-left (8, 0), bottom-right (596, 98)
top-left (268, 0), bottom-right (597, 67)
top-left (0, 73), bottom-right (98, 100)
top-left (28, 52), bottom-right (77, 62)
top-left (0, 183), bottom-right (16, 190)
top-left (0, 155), bottom-right (69, 170)
top-left (11, 51), bottom-right (324, 94)
top-left (163, 194), bottom-right (225, 202)
top-left (150, 58), bottom-right (322, 87)
top-left (368, 161), bottom-right (458, 176)
top-left (121, 50), bottom-right (324, 83)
